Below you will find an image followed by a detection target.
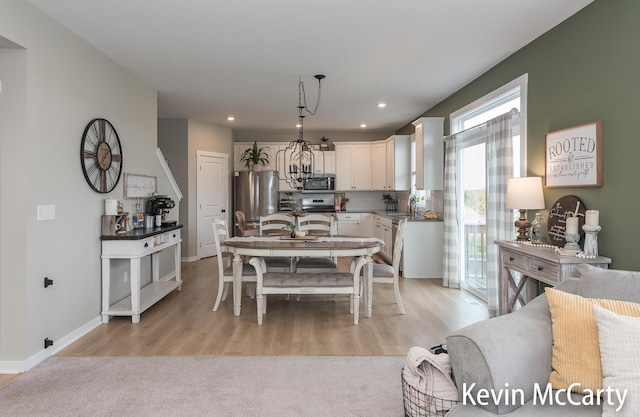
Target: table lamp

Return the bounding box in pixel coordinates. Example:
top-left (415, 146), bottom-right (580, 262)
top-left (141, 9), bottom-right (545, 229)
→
top-left (506, 177), bottom-right (545, 241)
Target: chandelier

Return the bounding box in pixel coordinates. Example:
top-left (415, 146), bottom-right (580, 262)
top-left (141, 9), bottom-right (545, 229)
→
top-left (276, 75), bottom-right (326, 190)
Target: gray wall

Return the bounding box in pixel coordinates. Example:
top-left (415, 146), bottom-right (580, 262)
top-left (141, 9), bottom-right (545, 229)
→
top-left (398, 0), bottom-right (637, 270)
top-left (158, 118), bottom-right (233, 261)
top-left (0, 0), bottom-right (175, 368)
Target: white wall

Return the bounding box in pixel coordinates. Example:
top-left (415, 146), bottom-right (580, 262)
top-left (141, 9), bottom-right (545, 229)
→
top-left (0, 0), bottom-right (170, 370)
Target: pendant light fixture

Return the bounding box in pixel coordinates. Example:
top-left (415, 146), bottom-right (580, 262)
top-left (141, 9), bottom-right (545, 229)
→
top-left (276, 75), bottom-right (326, 190)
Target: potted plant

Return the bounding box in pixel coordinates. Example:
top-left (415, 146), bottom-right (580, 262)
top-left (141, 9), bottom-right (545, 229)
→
top-left (409, 194), bottom-right (423, 214)
top-left (282, 221), bottom-right (297, 238)
top-left (240, 141), bottom-right (270, 170)
top-left (382, 193), bottom-right (395, 203)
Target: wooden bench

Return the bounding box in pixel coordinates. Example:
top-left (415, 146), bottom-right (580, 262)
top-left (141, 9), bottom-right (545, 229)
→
top-left (248, 257), bottom-right (368, 325)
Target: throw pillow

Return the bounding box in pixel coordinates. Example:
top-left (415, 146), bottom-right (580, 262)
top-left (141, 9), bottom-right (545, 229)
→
top-left (545, 287), bottom-right (640, 394)
top-left (593, 305), bottom-right (640, 417)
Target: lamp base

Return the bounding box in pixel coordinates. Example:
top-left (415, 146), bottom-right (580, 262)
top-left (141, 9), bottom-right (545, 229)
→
top-left (514, 209), bottom-right (532, 241)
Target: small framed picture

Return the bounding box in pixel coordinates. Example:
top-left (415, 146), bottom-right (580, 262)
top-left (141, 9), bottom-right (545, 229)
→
top-left (545, 121), bottom-right (603, 187)
top-left (123, 173), bottom-right (157, 198)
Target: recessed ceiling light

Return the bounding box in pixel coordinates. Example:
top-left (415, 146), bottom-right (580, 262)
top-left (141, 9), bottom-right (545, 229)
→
top-left (227, 116), bottom-right (235, 121)
top-left (360, 124), bottom-right (367, 128)
top-left (296, 123), bottom-right (302, 128)
top-left (377, 103), bottom-right (387, 108)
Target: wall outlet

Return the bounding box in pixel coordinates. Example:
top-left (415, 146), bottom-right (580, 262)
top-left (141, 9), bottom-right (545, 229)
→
top-left (123, 271), bottom-right (129, 283)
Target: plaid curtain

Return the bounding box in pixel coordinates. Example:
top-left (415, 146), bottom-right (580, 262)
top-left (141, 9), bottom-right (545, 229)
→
top-left (485, 112), bottom-right (515, 317)
top-left (442, 134), bottom-right (459, 288)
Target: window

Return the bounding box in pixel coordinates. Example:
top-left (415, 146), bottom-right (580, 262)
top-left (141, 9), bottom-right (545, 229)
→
top-left (450, 74), bottom-right (527, 300)
top-left (410, 135), bottom-right (427, 207)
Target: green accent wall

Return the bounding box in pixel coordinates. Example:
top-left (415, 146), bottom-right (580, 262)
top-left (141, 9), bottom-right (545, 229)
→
top-left (400, 0), bottom-right (640, 270)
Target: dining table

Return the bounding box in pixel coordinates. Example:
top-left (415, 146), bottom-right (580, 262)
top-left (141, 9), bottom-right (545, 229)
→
top-left (223, 235), bottom-right (383, 318)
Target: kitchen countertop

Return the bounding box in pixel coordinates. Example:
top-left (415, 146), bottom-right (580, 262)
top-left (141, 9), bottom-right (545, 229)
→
top-left (373, 211), bottom-right (443, 222)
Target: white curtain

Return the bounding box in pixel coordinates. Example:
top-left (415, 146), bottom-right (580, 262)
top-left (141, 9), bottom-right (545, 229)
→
top-left (485, 112), bottom-right (515, 316)
top-left (442, 134), bottom-right (459, 288)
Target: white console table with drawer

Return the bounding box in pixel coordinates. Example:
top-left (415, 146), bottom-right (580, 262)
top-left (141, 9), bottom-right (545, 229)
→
top-left (496, 240), bottom-right (611, 316)
top-left (101, 225), bottom-right (182, 323)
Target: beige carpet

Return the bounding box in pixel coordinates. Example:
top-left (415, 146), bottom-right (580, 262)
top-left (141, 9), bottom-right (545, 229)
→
top-left (0, 356), bottom-right (404, 416)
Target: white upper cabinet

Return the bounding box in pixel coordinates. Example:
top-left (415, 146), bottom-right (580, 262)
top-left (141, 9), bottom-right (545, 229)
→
top-left (387, 135), bottom-right (410, 191)
top-left (370, 136), bottom-right (410, 191)
top-left (412, 117), bottom-right (444, 190)
top-left (371, 142), bottom-right (387, 190)
top-left (335, 143), bottom-right (372, 190)
top-left (313, 150), bottom-right (335, 175)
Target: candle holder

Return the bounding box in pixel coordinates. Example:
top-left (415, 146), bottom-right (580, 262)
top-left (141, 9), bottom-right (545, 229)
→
top-left (564, 233), bottom-right (581, 251)
top-left (582, 224), bottom-right (601, 257)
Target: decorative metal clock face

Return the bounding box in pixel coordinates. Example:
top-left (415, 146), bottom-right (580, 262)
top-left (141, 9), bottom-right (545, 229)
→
top-left (80, 118), bottom-right (123, 193)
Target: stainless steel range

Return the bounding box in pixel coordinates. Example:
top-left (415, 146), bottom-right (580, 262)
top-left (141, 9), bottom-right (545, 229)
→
top-left (301, 197), bottom-right (334, 213)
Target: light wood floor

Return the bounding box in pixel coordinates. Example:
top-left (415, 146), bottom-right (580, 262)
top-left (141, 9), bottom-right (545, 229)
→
top-left (0, 256), bottom-right (488, 388)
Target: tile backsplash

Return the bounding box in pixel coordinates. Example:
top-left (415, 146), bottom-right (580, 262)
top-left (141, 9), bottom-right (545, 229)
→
top-left (278, 190), bottom-right (443, 213)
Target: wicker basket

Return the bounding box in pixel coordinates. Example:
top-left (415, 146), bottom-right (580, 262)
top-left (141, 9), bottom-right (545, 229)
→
top-left (401, 368), bottom-right (459, 417)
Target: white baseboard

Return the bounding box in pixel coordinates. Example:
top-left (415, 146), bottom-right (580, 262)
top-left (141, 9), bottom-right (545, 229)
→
top-left (0, 316), bottom-right (102, 374)
top-left (182, 256), bottom-right (200, 262)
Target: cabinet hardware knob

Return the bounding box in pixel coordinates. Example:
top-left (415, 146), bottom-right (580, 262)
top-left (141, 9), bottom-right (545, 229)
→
top-left (509, 257), bottom-right (515, 261)
top-left (144, 243), bottom-right (149, 247)
top-left (538, 266), bottom-right (543, 271)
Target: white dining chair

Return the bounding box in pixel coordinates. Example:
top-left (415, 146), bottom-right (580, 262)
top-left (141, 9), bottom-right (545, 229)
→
top-left (258, 213), bottom-right (294, 272)
top-left (352, 218), bottom-right (407, 314)
top-left (295, 214), bottom-right (338, 273)
top-left (212, 218), bottom-right (257, 311)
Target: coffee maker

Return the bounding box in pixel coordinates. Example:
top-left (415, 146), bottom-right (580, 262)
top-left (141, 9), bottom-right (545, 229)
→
top-left (145, 195), bottom-right (176, 227)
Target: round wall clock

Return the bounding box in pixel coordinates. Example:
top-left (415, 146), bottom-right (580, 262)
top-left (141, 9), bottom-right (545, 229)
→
top-left (80, 118), bottom-right (123, 193)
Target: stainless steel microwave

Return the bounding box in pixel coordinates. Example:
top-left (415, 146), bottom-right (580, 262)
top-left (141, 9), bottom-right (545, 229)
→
top-left (303, 175), bottom-right (335, 191)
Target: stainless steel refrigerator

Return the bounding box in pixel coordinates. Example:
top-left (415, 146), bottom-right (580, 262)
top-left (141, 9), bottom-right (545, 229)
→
top-left (233, 170), bottom-right (278, 232)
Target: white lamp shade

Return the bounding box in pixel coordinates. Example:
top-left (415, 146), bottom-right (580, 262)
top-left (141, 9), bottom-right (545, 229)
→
top-left (506, 177), bottom-right (545, 210)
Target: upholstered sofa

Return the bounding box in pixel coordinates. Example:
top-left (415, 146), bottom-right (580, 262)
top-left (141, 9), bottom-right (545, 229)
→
top-left (444, 264), bottom-right (640, 416)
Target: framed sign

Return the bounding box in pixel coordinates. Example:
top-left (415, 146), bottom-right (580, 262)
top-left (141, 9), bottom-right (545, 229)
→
top-left (545, 120), bottom-right (603, 187)
top-left (123, 173), bottom-right (157, 198)
top-left (547, 195), bottom-right (586, 247)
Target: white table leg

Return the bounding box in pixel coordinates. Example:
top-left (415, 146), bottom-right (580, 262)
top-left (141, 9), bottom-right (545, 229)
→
top-left (364, 255), bottom-right (373, 318)
top-left (130, 258), bottom-right (141, 324)
top-left (232, 253), bottom-right (243, 316)
top-left (101, 257), bottom-right (111, 323)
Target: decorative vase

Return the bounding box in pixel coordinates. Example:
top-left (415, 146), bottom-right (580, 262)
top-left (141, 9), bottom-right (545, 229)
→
top-left (531, 213), bottom-right (549, 244)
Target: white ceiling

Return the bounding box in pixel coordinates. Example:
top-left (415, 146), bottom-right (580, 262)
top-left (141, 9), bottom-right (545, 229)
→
top-left (27, 0), bottom-right (593, 135)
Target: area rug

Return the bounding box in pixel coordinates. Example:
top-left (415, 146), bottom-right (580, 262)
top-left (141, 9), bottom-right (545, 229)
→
top-left (0, 356), bottom-right (405, 416)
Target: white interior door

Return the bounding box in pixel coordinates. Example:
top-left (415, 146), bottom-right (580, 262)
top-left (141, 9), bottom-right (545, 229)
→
top-left (197, 151), bottom-right (228, 259)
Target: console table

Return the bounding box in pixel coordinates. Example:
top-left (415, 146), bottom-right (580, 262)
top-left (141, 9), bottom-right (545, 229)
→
top-left (101, 225), bottom-right (182, 323)
top-left (496, 240), bottom-right (611, 315)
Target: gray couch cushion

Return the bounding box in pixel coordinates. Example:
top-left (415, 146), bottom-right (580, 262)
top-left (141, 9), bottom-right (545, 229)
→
top-left (573, 264), bottom-right (640, 303)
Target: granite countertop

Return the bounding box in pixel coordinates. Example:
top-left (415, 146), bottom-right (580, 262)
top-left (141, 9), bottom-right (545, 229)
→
top-left (101, 224), bottom-right (183, 240)
top-left (373, 211), bottom-right (443, 222)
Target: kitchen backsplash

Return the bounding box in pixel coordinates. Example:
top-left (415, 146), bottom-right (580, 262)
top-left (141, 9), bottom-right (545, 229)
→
top-left (278, 190), bottom-right (443, 213)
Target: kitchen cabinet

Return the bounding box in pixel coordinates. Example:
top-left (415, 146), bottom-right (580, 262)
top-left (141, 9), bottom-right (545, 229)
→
top-left (386, 135), bottom-right (410, 190)
top-left (335, 212), bottom-right (363, 236)
top-left (412, 117), bottom-right (444, 190)
top-left (372, 215), bottom-right (393, 261)
top-left (370, 136), bottom-right (410, 191)
top-left (371, 142), bottom-right (387, 190)
top-left (402, 220), bottom-right (443, 278)
top-left (334, 143), bottom-right (372, 190)
top-left (314, 150), bottom-right (335, 175)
